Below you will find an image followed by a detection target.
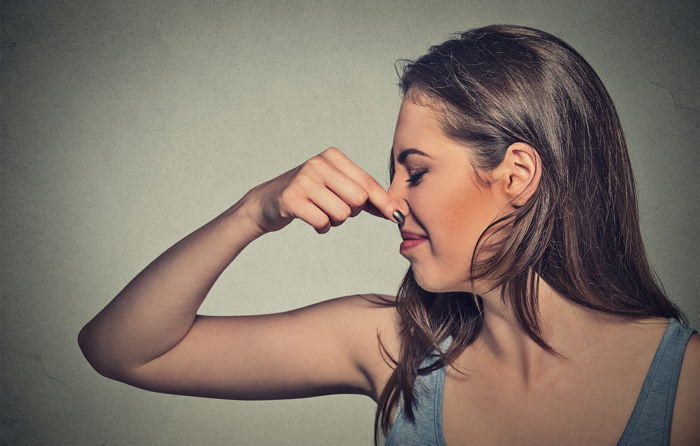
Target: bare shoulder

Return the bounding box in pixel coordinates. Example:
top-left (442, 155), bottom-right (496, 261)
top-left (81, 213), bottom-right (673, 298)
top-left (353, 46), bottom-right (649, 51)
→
top-left (671, 330), bottom-right (700, 446)
top-left (278, 292), bottom-right (402, 400)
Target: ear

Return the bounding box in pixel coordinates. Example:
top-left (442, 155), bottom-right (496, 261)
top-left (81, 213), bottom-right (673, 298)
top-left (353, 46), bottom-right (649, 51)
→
top-left (492, 142), bottom-right (542, 208)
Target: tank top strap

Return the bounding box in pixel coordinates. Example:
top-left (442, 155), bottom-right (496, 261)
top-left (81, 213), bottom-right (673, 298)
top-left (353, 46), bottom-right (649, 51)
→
top-left (617, 317), bottom-right (698, 445)
top-left (387, 319), bottom-right (697, 446)
top-left (420, 335), bottom-right (454, 367)
top-left (385, 335), bottom-right (453, 446)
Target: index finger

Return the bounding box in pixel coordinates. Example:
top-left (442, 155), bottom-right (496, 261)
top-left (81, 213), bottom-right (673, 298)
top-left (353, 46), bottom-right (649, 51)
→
top-left (319, 147), bottom-right (406, 223)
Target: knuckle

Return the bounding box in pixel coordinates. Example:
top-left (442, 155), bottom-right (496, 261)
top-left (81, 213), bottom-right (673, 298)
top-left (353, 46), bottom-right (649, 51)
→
top-left (339, 205), bottom-right (352, 220)
top-left (321, 146), bottom-right (347, 163)
top-left (357, 174), bottom-right (375, 191)
top-left (347, 195), bottom-right (364, 209)
top-left (294, 172), bottom-right (314, 188)
top-left (355, 187), bottom-right (369, 205)
top-left (304, 156), bottom-right (324, 170)
top-left (279, 188), bottom-right (295, 204)
top-left (323, 146), bottom-right (341, 156)
top-left (317, 217), bottom-right (331, 232)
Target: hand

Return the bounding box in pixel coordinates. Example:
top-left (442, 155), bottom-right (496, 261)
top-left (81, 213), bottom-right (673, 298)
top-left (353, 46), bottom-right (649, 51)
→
top-left (242, 146), bottom-right (406, 235)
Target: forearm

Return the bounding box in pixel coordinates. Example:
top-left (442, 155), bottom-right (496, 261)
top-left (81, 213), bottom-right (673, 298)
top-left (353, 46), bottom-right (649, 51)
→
top-left (78, 196), bottom-right (265, 376)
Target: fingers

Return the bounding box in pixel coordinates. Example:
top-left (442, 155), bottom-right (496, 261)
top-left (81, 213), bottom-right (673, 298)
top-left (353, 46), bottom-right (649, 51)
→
top-left (293, 198), bottom-right (334, 234)
top-left (293, 164), bottom-right (363, 232)
top-left (318, 147), bottom-right (407, 223)
top-left (306, 184), bottom-right (353, 228)
top-left (302, 156), bottom-right (368, 222)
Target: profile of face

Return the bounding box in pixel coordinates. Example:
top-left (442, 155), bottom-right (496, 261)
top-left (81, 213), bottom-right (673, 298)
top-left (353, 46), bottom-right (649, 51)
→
top-left (388, 98), bottom-right (532, 294)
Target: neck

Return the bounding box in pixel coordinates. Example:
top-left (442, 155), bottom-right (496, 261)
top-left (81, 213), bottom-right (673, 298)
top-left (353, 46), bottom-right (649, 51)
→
top-left (471, 275), bottom-right (605, 390)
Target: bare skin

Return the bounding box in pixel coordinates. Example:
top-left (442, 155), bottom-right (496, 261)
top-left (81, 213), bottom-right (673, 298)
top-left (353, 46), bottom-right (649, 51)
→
top-left (77, 145), bottom-right (408, 397)
top-left (77, 95), bottom-right (698, 445)
top-left (374, 96), bottom-right (700, 445)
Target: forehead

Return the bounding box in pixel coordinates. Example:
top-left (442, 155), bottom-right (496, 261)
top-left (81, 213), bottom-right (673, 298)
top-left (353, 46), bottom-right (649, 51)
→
top-left (395, 100), bottom-right (443, 140)
top-left (391, 99), bottom-right (458, 161)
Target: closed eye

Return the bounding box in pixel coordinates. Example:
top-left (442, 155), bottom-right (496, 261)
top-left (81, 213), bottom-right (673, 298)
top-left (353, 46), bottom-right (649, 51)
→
top-left (406, 171), bottom-right (426, 186)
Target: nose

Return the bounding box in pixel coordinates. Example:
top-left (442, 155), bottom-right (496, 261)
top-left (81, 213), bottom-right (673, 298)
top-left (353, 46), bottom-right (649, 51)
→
top-left (387, 177), bottom-right (410, 223)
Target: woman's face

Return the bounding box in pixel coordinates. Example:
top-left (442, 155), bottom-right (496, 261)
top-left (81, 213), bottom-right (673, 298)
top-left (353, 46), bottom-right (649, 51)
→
top-left (388, 98), bottom-right (510, 293)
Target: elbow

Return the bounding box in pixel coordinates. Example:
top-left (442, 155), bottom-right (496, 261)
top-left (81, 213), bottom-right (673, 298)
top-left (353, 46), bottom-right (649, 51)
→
top-left (77, 325), bottom-right (117, 379)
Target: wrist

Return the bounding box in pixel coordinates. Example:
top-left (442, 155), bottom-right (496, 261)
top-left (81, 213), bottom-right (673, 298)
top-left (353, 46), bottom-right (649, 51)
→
top-left (218, 196), bottom-right (268, 243)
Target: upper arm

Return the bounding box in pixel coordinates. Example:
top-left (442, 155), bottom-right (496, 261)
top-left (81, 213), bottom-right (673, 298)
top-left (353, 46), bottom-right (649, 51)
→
top-left (107, 293), bottom-right (400, 401)
top-left (671, 332), bottom-right (700, 446)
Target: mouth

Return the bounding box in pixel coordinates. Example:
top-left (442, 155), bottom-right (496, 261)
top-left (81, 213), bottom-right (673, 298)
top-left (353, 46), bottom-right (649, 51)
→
top-left (399, 230), bottom-right (429, 255)
top-left (400, 237), bottom-right (428, 253)
top-left (400, 231), bottom-right (429, 240)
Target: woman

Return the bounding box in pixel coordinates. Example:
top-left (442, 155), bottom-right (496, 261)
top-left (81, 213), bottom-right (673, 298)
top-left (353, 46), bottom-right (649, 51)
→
top-left (78, 24), bottom-right (699, 445)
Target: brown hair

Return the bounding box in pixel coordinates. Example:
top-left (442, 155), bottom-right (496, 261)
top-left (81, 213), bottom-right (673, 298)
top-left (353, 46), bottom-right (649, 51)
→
top-left (370, 24), bottom-right (690, 446)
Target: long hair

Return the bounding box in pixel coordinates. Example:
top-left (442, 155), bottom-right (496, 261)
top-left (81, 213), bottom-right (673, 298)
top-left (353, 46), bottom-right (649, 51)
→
top-left (371, 24), bottom-right (690, 446)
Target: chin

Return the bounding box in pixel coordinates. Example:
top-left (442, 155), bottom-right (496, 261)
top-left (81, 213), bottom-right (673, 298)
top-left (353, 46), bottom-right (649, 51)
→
top-left (414, 274), bottom-right (460, 293)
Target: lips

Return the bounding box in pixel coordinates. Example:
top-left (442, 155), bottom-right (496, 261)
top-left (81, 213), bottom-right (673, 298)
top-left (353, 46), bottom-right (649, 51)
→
top-left (400, 231), bottom-right (428, 240)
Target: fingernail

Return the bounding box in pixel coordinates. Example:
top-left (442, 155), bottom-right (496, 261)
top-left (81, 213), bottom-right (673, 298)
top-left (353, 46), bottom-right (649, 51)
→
top-left (392, 210), bottom-right (405, 224)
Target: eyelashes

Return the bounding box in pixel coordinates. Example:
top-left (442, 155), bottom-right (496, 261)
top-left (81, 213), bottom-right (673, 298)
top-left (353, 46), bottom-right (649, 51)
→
top-left (406, 170), bottom-right (427, 186)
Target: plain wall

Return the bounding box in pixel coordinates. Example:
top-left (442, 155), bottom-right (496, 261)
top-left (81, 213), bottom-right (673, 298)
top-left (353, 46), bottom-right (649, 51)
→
top-left (2, 0), bottom-right (697, 444)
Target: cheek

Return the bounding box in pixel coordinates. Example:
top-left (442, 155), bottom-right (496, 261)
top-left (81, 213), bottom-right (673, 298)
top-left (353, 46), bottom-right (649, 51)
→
top-left (429, 180), bottom-right (497, 258)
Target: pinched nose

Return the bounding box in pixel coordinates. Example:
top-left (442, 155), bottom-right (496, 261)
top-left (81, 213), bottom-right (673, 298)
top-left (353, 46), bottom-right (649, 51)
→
top-left (386, 184), bottom-right (410, 223)
top-left (391, 202), bottom-right (410, 226)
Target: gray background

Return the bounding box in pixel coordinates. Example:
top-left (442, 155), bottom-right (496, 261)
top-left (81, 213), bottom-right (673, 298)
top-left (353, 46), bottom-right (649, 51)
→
top-left (2, 0), bottom-right (697, 445)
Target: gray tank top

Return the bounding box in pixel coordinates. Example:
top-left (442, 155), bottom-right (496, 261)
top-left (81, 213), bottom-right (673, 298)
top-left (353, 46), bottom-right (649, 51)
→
top-left (384, 317), bottom-right (697, 446)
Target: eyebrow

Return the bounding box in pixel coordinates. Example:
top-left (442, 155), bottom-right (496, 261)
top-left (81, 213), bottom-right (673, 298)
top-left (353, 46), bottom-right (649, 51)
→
top-left (391, 148), bottom-right (432, 170)
top-left (396, 148), bottom-right (432, 164)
